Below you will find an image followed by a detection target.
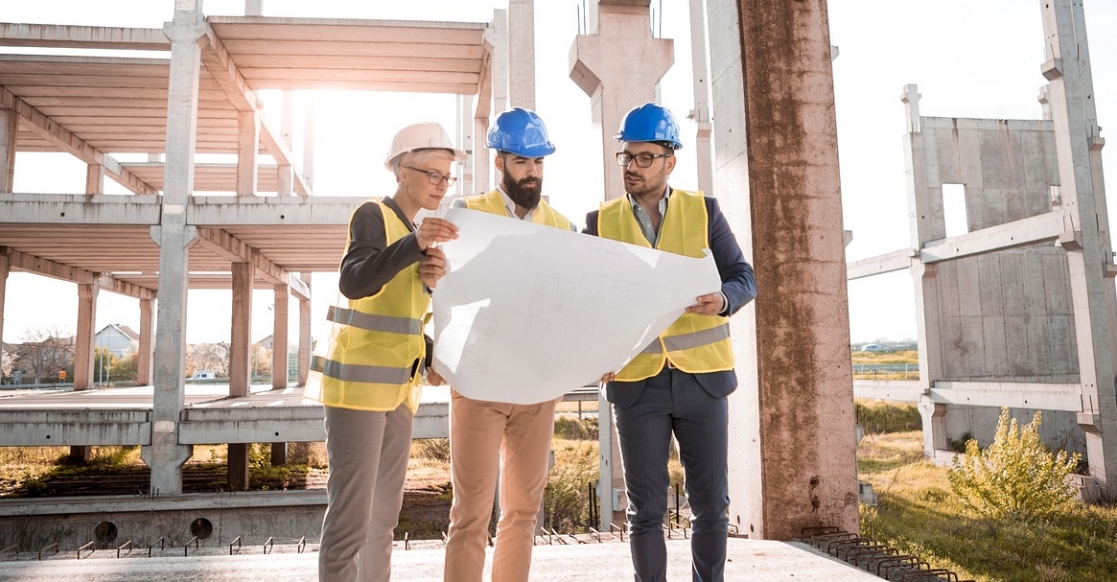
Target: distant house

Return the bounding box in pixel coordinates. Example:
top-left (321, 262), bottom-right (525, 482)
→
top-left (95, 324), bottom-right (139, 359)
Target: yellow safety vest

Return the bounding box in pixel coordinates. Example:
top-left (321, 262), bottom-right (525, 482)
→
top-left (306, 200), bottom-right (428, 412)
top-left (464, 189), bottom-right (573, 230)
top-left (598, 189), bottom-right (734, 381)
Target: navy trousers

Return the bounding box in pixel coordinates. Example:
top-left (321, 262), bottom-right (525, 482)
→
top-left (613, 367), bottom-right (730, 582)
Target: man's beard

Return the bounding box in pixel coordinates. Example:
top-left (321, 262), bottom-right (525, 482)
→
top-left (504, 173), bottom-right (542, 210)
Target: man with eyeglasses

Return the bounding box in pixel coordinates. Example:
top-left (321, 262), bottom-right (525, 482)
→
top-left (583, 103), bottom-right (756, 582)
top-left (443, 107), bottom-right (575, 582)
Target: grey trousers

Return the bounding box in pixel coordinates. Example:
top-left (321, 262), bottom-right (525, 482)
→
top-left (614, 368), bottom-right (730, 582)
top-left (319, 404), bottom-right (414, 582)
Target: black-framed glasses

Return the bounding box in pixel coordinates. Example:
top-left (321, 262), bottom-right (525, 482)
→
top-left (616, 152), bottom-right (672, 168)
top-left (404, 166), bottom-right (457, 186)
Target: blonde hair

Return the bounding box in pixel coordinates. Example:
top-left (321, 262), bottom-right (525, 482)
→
top-left (391, 148), bottom-right (457, 181)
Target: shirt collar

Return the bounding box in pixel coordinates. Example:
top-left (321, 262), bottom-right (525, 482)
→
top-left (627, 185), bottom-right (671, 214)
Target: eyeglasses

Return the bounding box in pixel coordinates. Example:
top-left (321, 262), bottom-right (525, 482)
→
top-left (404, 166), bottom-right (458, 186)
top-left (616, 152), bottom-right (672, 168)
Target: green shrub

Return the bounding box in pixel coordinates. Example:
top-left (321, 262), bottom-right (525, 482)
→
top-left (416, 438), bottom-right (451, 462)
top-left (543, 441), bottom-right (599, 532)
top-left (856, 401), bottom-right (922, 434)
top-left (553, 416), bottom-right (599, 440)
top-left (948, 408), bottom-right (1081, 520)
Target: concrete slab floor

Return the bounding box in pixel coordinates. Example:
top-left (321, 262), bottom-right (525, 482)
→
top-left (0, 538), bottom-right (886, 581)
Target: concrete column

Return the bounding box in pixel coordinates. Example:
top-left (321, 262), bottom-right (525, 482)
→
top-left (570, 0), bottom-right (673, 201)
top-left (0, 107), bottom-right (17, 193)
top-left (303, 94), bottom-right (314, 193)
top-left (900, 85), bottom-right (947, 459)
top-left (74, 283), bottom-right (98, 391)
top-left (507, 0), bottom-right (535, 109)
top-left (473, 116), bottom-right (490, 193)
top-left (85, 163), bottom-right (104, 196)
top-left (457, 94), bottom-right (475, 197)
top-left (244, 0), bottom-right (262, 15)
top-left (69, 282), bottom-right (98, 464)
top-left (272, 284), bottom-right (289, 390)
top-left (736, 0), bottom-right (858, 538)
top-left (1040, 0), bottom-right (1117, 499)
top-left (277, 92), bottom-right (294, 197)
top-left (228, 444), bottom-right (249, 491)
top-left (227, 260), bottom-right (254, 490)
top-left (688, 0), bottom-right (714, 195)
top-left (142, 0), bottom-right (205, 496)
top-left (570, 0), bottom-right (672, 526)
top-left (237, 110), bottom-right (260, 197)
top-left (137, 298), bottom-right (154, 385)
top-left (297, 273), bottom-right (311, 387)
top-left (492, 8), bottom-right (508, 116)
top-left (230, 260), bottom-right (253, 398)
top-left (0, 249), bottom-right (8, 352)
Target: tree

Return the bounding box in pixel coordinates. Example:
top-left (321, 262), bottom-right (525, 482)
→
top-left (12, 327), bottom-right (74, 383)
top-left (186, 342), bottom-right (230, 377)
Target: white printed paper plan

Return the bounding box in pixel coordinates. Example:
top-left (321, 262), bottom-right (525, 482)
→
top-left (430, 207), bottom-right (721, 405)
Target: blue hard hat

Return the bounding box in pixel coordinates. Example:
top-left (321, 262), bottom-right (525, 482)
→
top-left (486, 107), bottom-right (556, 157)
top-left (615, 103), bottom-right (683, 150)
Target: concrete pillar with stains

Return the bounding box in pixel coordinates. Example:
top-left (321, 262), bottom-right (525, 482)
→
top-left (717, 0), bottom-right (859, 538)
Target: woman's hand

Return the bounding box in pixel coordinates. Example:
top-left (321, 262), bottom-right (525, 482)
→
top-left (415, 217), bottom-right (458, 251)
top-left (419, 246), bottom-right (448, 289)
top-left (600, 372), bottom-right (615, 383)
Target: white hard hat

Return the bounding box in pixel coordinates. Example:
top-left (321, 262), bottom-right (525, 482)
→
top-left (384, 122), bottom-right (469, 170)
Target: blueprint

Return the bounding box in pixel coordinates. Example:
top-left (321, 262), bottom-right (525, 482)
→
top-left (430, 207), bottom-right (721, 405)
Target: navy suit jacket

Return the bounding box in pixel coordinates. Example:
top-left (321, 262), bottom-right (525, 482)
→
top-left (583, 190), bottom-right (757, 408)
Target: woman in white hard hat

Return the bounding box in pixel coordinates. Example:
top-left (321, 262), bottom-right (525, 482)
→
top-left (309, 122), bottom-right (467, 582)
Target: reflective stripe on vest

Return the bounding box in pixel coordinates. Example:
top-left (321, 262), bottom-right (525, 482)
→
top-left (305, 200), bottom-right (428, 412)
top-left (326, 305), bottom-right (423, 336)
top-left (464, 189), bottom-right (573, 230)
top-left (599, 189), bottom-right (734, 381)
top-left (311, 355), bottom-right (413, 386)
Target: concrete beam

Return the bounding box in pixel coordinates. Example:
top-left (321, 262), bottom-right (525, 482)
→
top-left (98, 276), bottom-right (157, 300)
top-left (852, 380), bottom-right (923, 403)
top-left (186, 196), bottom-right (358, 225)
top-left (930, 381), bottom-right (1082, 412)
top-left (0, 24), bottom-right (169, 50)
top-left (846, 248), bottom-right (914, 280)
top-left (2, 246), bottom-right (95, 284)
top-left (0, 194), bottom-right (161, 224)
top-left (0, 87), bottom-right (158, 195)
top-left (193, 227), bottom-right (307, 294)
top-left (920, 210), bottom-right (1067, 264)
top-left (0, 410), bottom-right (151, 446)
top-left (179, 402), bottom-right (449, 444)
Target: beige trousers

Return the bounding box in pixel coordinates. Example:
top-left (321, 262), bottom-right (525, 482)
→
top-left (319, 404), bottom-right (414, 582)
top-left (443, 391), bottom-right (559, 582)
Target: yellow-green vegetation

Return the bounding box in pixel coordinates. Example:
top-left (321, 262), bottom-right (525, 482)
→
top-left (851, 349), bottom-right (919, 365)
top-left (859, 429), bottom-right (1117, 582)
top-left (856, 399), bottom-right (922, 435)
top-left (949, 408), bottom-right (1081, 520)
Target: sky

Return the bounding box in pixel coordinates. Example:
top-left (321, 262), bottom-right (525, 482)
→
top-left (1, 0), bottom-right (1116, 346)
